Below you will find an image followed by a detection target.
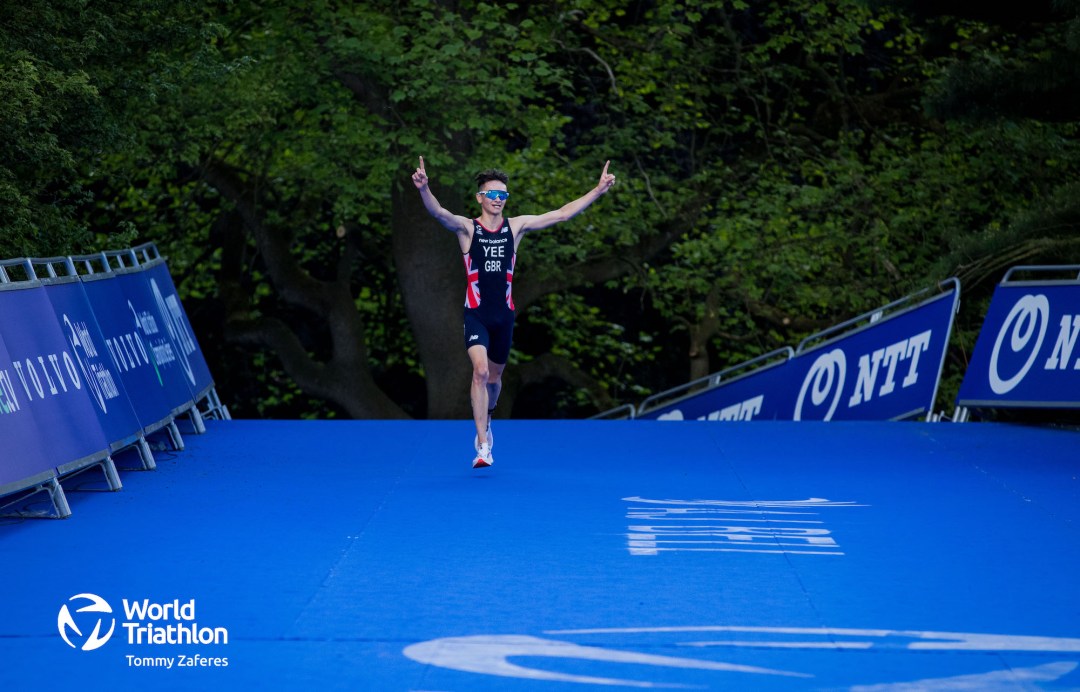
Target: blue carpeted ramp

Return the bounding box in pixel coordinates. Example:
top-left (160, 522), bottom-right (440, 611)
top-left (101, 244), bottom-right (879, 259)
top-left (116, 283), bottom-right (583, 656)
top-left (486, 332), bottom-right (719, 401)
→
top-left (3, 419), bottom-right (1079, 690)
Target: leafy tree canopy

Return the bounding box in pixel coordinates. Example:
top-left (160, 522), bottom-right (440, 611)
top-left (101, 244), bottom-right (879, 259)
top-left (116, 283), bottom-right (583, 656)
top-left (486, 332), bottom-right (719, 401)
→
top-left (3, 0), bottom-right (1078, 418)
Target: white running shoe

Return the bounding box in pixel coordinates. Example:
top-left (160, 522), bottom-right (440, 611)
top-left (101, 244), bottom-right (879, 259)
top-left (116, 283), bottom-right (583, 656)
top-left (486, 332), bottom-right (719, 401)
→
top-left (473, 422), bottom-right (493, 452)
top-left (472, 442), bottom-right (494, 469)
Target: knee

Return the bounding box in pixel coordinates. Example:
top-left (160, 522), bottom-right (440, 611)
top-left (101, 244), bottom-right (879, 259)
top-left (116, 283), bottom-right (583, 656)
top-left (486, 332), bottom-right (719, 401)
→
top-left (472, 363), bottom-right (490, 385)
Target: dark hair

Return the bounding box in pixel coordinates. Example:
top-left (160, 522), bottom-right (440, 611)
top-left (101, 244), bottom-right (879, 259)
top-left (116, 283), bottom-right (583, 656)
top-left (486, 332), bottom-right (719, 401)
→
top-left (475, 169), bottom-right (509, 189)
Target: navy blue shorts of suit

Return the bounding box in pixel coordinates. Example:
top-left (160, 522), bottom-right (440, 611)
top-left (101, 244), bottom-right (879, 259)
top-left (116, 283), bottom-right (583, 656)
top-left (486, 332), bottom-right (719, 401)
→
top-left (463, 308), bottom-right (514, 363)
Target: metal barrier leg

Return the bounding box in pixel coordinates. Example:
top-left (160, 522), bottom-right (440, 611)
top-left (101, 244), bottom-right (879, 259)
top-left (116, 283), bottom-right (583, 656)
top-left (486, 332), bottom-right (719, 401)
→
top-left (168, 420), bottom-right (185, 451)
top-left (189, 405), bottom-right (206, 434)
top-left (48, 478), bottom-right (72, 519)
top-left (200, 388), bottom-right (231, 421)
top-left (0, 478), bottom-right (73, 519)
top-left (137, 435), bottom-right (157, 470)
top-left (102, 456), bottom-right (123, 491)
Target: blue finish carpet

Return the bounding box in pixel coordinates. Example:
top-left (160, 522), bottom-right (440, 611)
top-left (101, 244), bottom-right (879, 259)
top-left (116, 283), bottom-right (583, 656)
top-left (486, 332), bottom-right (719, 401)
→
top-left (2, 419), bottom-right (1079, 690)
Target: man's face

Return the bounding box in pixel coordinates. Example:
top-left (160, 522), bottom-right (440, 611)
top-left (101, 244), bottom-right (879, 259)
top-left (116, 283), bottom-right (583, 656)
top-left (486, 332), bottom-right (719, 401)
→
top-left (476, 183), bottom-right (509, 214)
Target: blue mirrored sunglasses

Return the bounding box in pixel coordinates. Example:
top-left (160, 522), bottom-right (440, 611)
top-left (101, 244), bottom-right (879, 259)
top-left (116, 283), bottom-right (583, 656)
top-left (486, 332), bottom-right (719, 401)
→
top-left (478, 190), bottom-right (509, 201)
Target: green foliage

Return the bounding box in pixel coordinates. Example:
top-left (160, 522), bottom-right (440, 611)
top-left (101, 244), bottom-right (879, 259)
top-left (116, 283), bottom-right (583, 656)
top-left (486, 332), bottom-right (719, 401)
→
top-left (523, 291), bottom-right (661, 407)
top-left (5, 0), bottom-right (1079, 417)
top-left (1, 5), bottom-right (99, 256)
top-left (0, 0), bottom-right (210, 257)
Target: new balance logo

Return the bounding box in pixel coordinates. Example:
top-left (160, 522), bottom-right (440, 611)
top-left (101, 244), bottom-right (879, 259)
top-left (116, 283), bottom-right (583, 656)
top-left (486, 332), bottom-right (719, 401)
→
top-left (469, 334), bottom-right (480, 341)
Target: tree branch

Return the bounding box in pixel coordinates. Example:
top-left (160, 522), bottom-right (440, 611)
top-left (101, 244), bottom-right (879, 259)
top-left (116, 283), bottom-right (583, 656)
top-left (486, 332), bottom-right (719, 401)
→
top-left (196, 159), bottom-right (337, 314)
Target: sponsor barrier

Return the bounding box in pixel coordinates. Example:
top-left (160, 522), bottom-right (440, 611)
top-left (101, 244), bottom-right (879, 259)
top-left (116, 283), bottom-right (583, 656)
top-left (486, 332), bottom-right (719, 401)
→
top-left (636, 348), bottom-right (794, 421)
top-left (0, 245), bottom-right (226, 519)
top-left (35, 257), bottom-right (150, 469)
top-left (77, 256), bottom-right (196, 443)
top-left (637, 279), bottom-right (960, 422)
top-left (0, 305), bottom-right (64, 510)
top-left (0, 266), bottom-right (116, 512)
top-left (589, 404), bottom-right (637, 420)
top-left (956, 266), bottom-right (1080, 414)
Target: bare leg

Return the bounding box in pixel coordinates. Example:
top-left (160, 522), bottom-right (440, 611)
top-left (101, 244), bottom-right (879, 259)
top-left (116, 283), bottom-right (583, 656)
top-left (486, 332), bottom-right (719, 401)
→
top-left (468, 346), bottom-right (491, 447)
top-left (486, 360), bottom-right (505, 427)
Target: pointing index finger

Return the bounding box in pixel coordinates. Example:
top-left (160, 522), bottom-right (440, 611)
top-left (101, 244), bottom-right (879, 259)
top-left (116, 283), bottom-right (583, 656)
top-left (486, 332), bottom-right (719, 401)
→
top-left (419, 156), bottom-right (426, 173)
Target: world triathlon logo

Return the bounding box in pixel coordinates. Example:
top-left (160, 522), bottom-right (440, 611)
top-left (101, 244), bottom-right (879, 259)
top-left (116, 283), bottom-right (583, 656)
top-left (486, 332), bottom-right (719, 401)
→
top-left (57, 593), bottom-right (116, 651)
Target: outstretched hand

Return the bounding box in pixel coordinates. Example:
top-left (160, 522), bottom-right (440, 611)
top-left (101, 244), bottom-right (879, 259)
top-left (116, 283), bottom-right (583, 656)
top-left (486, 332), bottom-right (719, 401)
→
top-left (411, 156), bottom-right (428, 189)
top-left (597, 160), bottom-right (616, 194)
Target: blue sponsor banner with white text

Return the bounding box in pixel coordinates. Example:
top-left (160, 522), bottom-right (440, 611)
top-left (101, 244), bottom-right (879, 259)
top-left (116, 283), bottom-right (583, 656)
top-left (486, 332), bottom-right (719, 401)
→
top-left (957, 280), bottom-right (1080, 409)
top-left (637, 361), bottom-right (793, 421)
top-left (78, 271), bottom-right (194, 432)
top-left (784, 290), bottom-right (956, 421)
top-left (640, 287), bottom-right (959, 421)
top-left (42, 278), bottom-right (146, 448)
top-left (1, 247), bottom-right (221, 501)
top-left (0, 284), bottom-right (111, 472)
top-left (139, 260), bottom-right (215, 399)
top-left (0, 327), bottom-right (54, 490)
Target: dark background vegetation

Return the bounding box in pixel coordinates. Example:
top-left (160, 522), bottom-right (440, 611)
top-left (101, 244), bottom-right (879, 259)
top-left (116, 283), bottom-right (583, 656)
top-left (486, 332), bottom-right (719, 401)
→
top-left (3, 0), bottom-right (1078, 420)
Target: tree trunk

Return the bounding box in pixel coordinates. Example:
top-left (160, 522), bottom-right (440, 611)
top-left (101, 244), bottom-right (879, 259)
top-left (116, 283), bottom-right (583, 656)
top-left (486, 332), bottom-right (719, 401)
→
top-left (206, 161), bottom-right (408, 419)
top-left (390, 180), bottom-right (472, 419)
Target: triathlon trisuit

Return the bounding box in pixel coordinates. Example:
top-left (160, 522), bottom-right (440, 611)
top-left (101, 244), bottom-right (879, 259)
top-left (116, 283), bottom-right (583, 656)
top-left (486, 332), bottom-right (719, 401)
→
top-left (462, 217), bottom-right (516, 363)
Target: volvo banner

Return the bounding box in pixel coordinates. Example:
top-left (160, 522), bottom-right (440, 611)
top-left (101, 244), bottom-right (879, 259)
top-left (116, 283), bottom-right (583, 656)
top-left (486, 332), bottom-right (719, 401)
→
top-left (0, 326), bottom-right (54, 491)
top-left (957, 269), bottom-right (1080, 410)
top-left (1, 245), bottom-right (220, 509)
top-left (0, 283), bottom-right (111, 474)
top-left (639, 283), bottom-right (960, 422)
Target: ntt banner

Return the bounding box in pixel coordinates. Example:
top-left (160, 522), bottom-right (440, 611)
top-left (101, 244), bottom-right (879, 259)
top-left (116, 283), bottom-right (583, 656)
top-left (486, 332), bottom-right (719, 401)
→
top-left (957, 270), bottom-right (1080, 409)
top-left (784, 287), bottom-right (957, 421)
top-left (637, 359), bottom-right (794, 422)
top-left (640, 284), bottom-right (959, 422)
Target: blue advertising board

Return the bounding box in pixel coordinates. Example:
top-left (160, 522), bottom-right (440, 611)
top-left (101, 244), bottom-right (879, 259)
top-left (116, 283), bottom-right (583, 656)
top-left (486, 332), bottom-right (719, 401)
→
top-left (78, 270), bottom-right (194, 433)
top-left (639, 284), bottom-right (959, 422)
top-left (786, 288), bottom-right (956, 421)
top-left (41, 277), bottom-right (145, 449)
top-left (139, 260), bottom-right (216, 399)
top-left (2, 245), bottom-right (221, 507)
top-left (637, 358), bottom-right (793, 421)
top-left (957, 275), bottom-right (1080, 409)
top-left (0, 284), bottom-right (111, 471)
top-left (0, 326), bottom-right (54, 491)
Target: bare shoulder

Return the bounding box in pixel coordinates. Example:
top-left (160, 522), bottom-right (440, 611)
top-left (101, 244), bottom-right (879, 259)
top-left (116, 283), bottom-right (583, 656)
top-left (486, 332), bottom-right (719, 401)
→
top-left (509, 213), bottom-right (542, 235)
top-left (454, 217), bottom-right (475, 252)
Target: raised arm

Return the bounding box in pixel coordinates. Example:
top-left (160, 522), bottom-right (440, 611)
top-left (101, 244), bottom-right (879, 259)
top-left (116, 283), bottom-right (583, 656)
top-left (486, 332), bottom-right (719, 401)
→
top-left (513, 160), bottom-right (616, 235)
top-left (411, 156), bottom-right (471, 234)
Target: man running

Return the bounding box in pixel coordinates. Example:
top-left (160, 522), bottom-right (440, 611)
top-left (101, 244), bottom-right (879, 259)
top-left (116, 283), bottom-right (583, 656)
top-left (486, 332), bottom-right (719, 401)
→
top-left (411, 156), bottom-right (616, 468)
